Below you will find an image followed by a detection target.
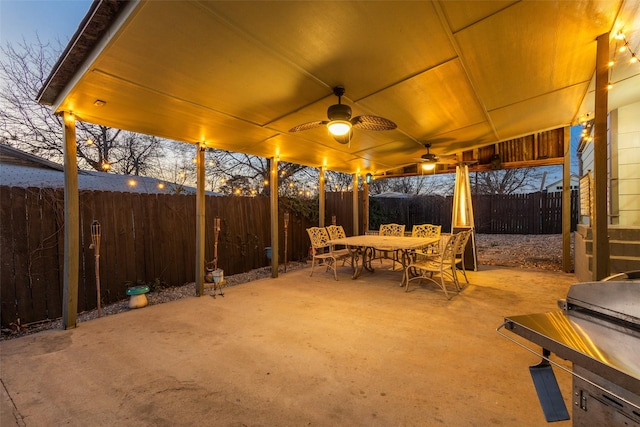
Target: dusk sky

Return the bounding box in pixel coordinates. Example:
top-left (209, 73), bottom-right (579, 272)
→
top-left (1, 0), bottom-right (92, 47)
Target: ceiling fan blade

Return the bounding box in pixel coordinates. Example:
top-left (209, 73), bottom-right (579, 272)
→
top-left (333, 133), bottom-right (352, 145)
top-left (438, 156), bottom-right (460, 165)
top-left (289, 120), bottom-right (327, 132)
top-left (351, 115), bottom-right (397, 131)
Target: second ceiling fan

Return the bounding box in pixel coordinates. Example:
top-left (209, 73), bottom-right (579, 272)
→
top-left (289, 86), bottom-right (397, 144)
top-left (416, 143), bottom-right (460, 171)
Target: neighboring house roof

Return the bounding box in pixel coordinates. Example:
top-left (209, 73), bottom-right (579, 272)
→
top-left (371, 191), bottom-right (412, 199)
top-left (0, 144), bottom-right (220, 195)
top-left (544, 174), bottom-right (579, 192)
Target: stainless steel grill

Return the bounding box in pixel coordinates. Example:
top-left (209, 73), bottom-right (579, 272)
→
top-left (498, 271), bottom-right (640, 425)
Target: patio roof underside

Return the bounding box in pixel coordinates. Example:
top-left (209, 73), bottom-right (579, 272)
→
top-left (39, 0), bottom-right (640, 176)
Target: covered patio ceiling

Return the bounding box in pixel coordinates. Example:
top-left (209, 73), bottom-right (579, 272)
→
top-left (39, 0), bottom-right (640, 175)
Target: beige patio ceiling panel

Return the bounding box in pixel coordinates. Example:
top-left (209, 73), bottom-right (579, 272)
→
top-left (453, 1), bottom-right (617, 111)
top-left (60, 71), bottom-right (277, 149)
top-left (439, 1), bottom-right (520, 33)
top-left (93, 0), bottom-right (328, 126)
top-left (200, 1), bottom-right (458, 101)
top-left (250, 133), bottom-right (360, 172)
top-left (357, 60), bottom-right (490, 141)
top-left (41, 0), bottom-right (639, 176)
top-left (429, 122), bottom-right (501, 154)
top-left (489, 83), bottom-right (591, 140)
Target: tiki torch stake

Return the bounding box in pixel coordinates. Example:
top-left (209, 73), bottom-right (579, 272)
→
top-left (213, 217), bottom-right (220, 271)
top-left (284, 212), bottom-right (289, 272)
top-left (90, 220), bottom-right (102, 317)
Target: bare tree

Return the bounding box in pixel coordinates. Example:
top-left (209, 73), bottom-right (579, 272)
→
top-left (208, 150), bottom-right (313, 195)
top-left (472, 168), bottom-right (542, 195)
top-left (367, 174), bottom-right (454, 196)
top-left (0, 36), bottom-right (164, 174)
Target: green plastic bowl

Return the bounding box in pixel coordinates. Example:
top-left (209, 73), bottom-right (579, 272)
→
top-left (126, 285), bottom-right (150, 296)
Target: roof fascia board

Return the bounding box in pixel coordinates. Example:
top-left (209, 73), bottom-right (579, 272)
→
top-left (45, 0), bottom-right (142, 113)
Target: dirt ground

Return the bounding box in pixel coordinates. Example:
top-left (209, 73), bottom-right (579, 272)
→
top-left (475, 233), bottom-right (571, 272)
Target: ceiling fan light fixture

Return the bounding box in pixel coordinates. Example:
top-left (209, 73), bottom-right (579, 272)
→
top-left (422, 161), bottom-right (436, 171)
top-left (327, 120), bottom-right (352, 136)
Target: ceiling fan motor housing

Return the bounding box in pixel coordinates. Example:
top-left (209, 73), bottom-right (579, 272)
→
top-left (328, 103), bottom-right (352, 121)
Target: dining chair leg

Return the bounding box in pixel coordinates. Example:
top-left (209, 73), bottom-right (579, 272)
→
top-left (450, 265), bottom-right (461, 291)
top-left (439, 273), bottom-right (451, 300)
top-left (310, 258), bottom-right (316, 277)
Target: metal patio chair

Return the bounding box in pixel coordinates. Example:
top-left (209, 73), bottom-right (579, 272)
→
top-left (452, 229), bottom-right (473, 288)
top-left (325, 225), bottom-right (353, 266)
top-left (372, 223), bottom-right (406, 268)
top-left (411, 224), bottom-right (441, 255)
top-left (404, 232), bottom-right (463, 299)
top-left (307, 227), bottom-right (350, 280)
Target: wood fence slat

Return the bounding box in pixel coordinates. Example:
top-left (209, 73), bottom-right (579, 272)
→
top-left (1, 187), bottom-right (18, 326)
top-left (10, 188), bottom-right (32, 323)
top-left (26, 187), bottom-right (50, 322)
top-left (39, 188), bottom-right (63, 320)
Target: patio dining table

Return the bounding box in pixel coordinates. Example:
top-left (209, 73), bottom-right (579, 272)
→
top-left (328, 235), bottom-right (439, 284)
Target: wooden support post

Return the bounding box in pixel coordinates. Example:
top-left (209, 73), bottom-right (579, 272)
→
top-left (562, 127), bottom-right (572, 272)
top-left (319, 167), bottom-right (325, 227)
top-left (352, 173), bottom-right (359, 235)
top-left (270, 156), bottom-right (279, 278)
top-left (62, 111), bottom-right (79, 329)
top-left (592, 33), bottom-right (610, 280)
top-left (363, 179), bottom-right (369, 233)
top-left (195, 144), bottom-right (206, 296)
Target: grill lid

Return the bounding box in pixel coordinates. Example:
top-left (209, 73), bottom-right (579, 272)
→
top-left (559, 274), bottom-right (640, 327)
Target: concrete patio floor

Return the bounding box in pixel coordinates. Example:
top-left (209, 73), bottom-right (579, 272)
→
top-left (1, 263), bottom-right (578, 426)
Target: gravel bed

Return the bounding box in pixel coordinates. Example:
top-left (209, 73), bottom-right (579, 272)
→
top-left (2, 234), bottom-right (570, 340)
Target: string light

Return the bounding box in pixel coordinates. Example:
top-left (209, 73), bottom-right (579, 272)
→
top-left (578, 114), bottom-right (594, 147)
top-left (608, 31), bottom-right (639, 90)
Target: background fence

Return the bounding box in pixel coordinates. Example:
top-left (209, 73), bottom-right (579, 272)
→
top-left (2, 187), bottom-right (577, 327)
top-left (326, 190), bottom-right (579, 234)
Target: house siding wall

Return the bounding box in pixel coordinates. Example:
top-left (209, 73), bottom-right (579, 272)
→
top-left (617, 101), bottom-right (640, 226)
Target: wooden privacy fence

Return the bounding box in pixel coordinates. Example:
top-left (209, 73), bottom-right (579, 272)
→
top-left (2, 187), bottom-right (577, 327)
top-left (1, 186), bottom-right (315, 327)
top-left (327, 191), bottom-right (579, 234)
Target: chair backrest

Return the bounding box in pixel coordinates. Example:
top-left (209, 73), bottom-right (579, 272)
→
top-left (326, 225), bottom-right (346, 240)
top-left (453, 229), bottom-right (473, 257)
top-left (439, 234), bottom-right (458, 262)
top-left (307, 227), bottom-right (331, 250)
top-left (379, 223), bottom-right (405, 236)
top-left (411, 224), bottom-right (441, 239)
